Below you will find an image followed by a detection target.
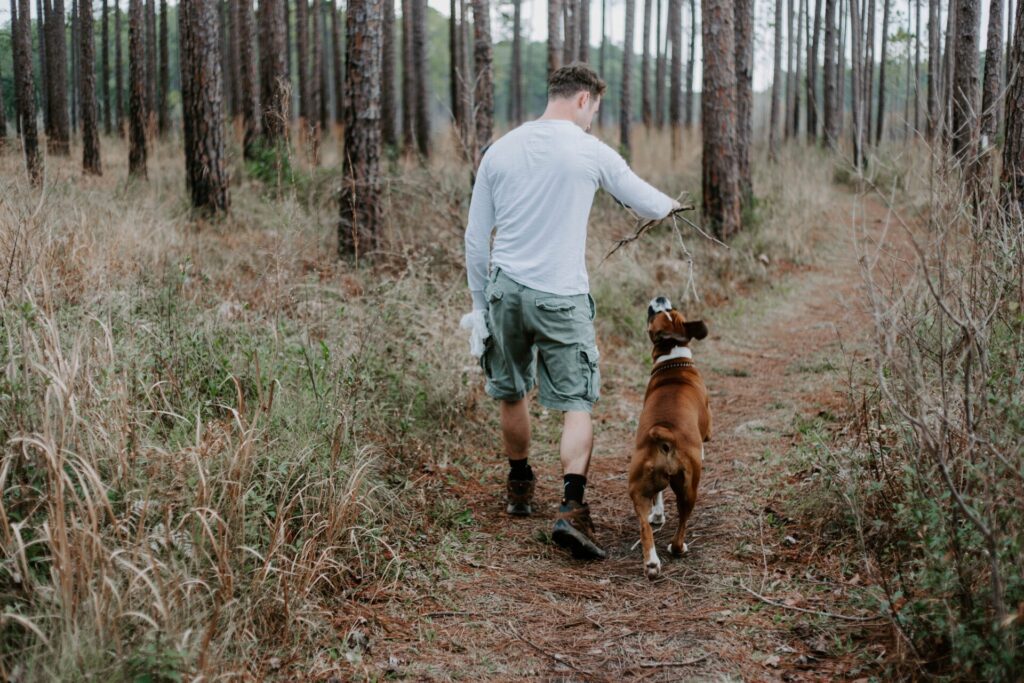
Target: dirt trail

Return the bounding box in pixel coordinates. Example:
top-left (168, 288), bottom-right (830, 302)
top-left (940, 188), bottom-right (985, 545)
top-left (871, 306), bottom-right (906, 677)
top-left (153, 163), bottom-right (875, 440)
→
top-left (355, 196), bottom-right (889, 681)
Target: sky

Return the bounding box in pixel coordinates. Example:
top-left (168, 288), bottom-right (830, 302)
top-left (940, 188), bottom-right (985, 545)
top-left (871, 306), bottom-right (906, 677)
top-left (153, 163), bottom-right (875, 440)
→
top-left (1, 0), bottom-right (1013, 94)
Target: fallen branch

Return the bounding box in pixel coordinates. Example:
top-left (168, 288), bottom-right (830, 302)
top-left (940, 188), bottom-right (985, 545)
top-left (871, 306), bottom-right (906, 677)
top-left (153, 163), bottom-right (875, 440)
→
top-left (601, 204), bottom-right (697, 265)
top-left (739, 583), bottom-right (883, 623)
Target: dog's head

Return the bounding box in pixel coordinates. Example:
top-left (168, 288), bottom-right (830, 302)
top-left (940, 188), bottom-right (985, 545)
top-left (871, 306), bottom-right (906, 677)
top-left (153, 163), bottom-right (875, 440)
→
top-left (646, 296), bottom-right (708, 357)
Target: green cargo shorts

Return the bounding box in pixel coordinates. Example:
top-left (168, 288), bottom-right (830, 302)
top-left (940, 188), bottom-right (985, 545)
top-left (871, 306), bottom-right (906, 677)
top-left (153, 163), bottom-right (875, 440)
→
top-left (481, 268), bottom-right (601, 413)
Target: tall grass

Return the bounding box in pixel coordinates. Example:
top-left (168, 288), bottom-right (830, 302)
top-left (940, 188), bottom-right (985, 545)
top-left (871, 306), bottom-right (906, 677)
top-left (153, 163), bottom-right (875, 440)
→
top-left (1, 127), bottom-right (840, 677)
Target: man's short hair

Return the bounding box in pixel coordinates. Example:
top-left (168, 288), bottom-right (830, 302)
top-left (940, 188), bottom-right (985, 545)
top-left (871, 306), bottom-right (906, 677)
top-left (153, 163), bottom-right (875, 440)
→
top-left (547, 63), bottom-right (607, 100)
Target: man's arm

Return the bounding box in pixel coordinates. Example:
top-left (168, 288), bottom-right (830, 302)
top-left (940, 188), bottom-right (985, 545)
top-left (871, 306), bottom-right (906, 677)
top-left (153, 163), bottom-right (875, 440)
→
top-left (464, 160), bottom-right (495, 310)
top-left (594, 141), bottom-right (676, 219)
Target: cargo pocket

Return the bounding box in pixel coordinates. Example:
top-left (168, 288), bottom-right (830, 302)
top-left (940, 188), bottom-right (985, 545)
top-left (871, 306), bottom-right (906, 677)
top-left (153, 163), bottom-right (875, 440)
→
top-left (581, 346), bottom-right (601, 402)
top-left (535, 298), bottom-right (577, 316)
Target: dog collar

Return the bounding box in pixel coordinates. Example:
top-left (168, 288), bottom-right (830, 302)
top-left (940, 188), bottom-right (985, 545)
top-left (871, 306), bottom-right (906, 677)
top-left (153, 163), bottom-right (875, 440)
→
top-left (650, 360), bottom-right (695, 376)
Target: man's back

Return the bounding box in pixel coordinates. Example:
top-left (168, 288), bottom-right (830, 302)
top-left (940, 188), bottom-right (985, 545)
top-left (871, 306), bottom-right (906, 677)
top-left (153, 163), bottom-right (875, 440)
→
top-left (465, 121), bottom-right (673, 303)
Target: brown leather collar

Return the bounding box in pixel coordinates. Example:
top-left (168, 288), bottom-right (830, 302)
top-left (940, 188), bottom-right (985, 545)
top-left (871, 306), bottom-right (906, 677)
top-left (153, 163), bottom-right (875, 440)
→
top-left (650, 360), bottom-right (696, 376)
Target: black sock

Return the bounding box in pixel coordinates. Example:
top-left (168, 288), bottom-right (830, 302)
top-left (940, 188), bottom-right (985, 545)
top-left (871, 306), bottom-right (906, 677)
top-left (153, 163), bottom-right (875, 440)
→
top-left (509, 458), bottom-right (534, 480)
top-left (563, 474), bottom-right (587, 504)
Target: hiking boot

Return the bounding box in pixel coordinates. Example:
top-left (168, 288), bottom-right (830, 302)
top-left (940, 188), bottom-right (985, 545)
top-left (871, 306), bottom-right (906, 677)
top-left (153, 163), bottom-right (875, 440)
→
top-left (506, 477), bottom-right (535, 516)
top-left (552, 500), bottom-right (607, 560)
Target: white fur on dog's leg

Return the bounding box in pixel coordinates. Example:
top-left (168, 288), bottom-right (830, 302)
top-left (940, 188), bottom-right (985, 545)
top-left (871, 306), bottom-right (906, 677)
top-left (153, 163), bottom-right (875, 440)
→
top-left (701, 444), bottom-right (705, 462)
top-left (648, 491), bottom-right (665, 526)
top-left (645, 546), bottom-right (662, 580)
top-left (667, 541), bottom-right (689, 555)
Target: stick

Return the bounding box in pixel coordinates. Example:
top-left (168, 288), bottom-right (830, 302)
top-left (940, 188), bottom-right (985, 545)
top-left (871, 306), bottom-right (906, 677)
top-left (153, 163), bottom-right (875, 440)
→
top-left (739, 583), bottom-right (883, 622)
top-left (601, 204), bottom-right (697, 265)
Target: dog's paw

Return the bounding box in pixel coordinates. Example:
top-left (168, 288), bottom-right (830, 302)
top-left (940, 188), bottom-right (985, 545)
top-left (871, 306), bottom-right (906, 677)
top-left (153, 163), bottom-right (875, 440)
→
top-left (647, 511), bottom-right (665, 525)
top-left (645, 559), bottom-right (662, 580)
top-left (667, 542), bottom-right (688, 557)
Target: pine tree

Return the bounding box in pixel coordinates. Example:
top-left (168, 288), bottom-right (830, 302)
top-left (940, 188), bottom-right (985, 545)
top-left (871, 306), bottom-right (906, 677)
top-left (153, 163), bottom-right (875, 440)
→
top-left (655, 0), bottom-right (665, 127)
top-left (926, 0), bottom-right (939, 138)
top-left (684, 0), bottom-right (696, 126)
top-left (296, 0), bottom-right (309, 122)
top-left (15, 0), bottom-right (42, 184)
top-left (259, 0), bottom-right (290, 142)
top-left (180, 0), bottom-right (230, 211)
top-left (81, 0), bottom-right (102, 174)
top-left (823, 0), bottom-right (838, 147)
top-left (807, 0), bottom-right (822, 141)
top-left (331, 0), bottom-right (344, 125)
top-left (382, 0), bottom-right (398, 144)
top-left (339, 0), bottom-right (384, 259)
top-left (102, 0), bottom-right (111, 133)
top-left (548, 0), bottom-right (562, 76)
top-left (952, 0), bottom-right (981, 162)
top-left (702, 0), bottom-right (742, 237)
top-left (413, 0), bottom-right (430, 156)
top-left (1001, 0), bottom-right (1024, 213)
top-left (129, 0), bottom-right (147, 176)
top-left (239, 0), bottom-right (261, 157)
top-left (735, 0), bottom-right (753, 202)
top-left (875, 0), bottom-right (890, 143)
top-left (401, 0), bottom-right (415, 151)
top-left (642, 0), bottom-right (653, 127)
top-left (669, 0), bottom-right (681, 146)
top-left (510, 0), bottom-right (523, 124)
top-left (473, 0), bottom-right (493, 164)
top-left (116, 0), bottom-right (124, 134)
top-left (46, 0), bottom-right (71, 155)
top-left (622, 0), bottom-right (635, 156)
top-left (979, 0), bottom-right (1004, 147)
top-left (770, 0), bottom-right (784, 159)
top-left (158, 0), bottom-right (169, 133)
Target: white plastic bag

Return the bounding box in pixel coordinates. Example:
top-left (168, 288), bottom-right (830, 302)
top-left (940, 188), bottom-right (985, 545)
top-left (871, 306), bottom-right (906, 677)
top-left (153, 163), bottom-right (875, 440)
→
top-left (459, 309), bottom-right (491, 358)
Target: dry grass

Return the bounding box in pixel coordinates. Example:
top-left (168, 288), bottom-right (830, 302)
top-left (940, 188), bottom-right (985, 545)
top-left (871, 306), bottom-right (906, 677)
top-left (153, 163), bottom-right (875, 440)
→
top-left (0, 124), bottom-right (844, 679)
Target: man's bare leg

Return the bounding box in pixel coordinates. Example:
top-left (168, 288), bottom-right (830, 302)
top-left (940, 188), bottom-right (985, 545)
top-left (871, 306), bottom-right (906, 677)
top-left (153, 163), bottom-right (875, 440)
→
top-left (500, 397), bottom-right (531, 461)
top-left (560, 410), bottom-right (593, 476)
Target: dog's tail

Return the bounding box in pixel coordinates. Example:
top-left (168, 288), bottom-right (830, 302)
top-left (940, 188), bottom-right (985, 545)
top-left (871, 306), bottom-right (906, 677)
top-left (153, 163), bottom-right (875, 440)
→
top-left (647, 425), bottom-right (680, 476)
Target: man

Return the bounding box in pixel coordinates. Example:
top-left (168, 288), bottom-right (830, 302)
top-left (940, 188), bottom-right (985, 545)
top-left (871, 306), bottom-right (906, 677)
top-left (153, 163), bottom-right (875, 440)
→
top-left (464, 63), bottom-right (679, 560)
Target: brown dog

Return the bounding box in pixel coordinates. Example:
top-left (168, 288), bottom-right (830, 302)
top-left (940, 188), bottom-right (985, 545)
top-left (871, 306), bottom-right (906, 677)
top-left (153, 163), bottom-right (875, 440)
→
top-left (628, 296), bottom-right (711, 580)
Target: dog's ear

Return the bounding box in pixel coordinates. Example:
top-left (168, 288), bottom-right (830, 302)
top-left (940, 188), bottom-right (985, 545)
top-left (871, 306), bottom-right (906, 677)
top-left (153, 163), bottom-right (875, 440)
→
top-left (684, 320), bottom-right (708, 341)
top-left (650, 329), bottom-right (690, 345)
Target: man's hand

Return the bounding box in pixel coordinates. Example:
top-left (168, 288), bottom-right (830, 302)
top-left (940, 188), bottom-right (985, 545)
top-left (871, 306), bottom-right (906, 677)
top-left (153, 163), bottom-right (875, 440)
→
top-left (670, 199), bottom-right (683, 212)
top-left (460, 310), bottom-right (491, 358)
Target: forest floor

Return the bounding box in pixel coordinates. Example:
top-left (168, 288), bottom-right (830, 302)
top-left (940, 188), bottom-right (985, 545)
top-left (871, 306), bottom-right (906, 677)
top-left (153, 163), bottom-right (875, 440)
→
top-left (332, 193), bottom-right (898, 681)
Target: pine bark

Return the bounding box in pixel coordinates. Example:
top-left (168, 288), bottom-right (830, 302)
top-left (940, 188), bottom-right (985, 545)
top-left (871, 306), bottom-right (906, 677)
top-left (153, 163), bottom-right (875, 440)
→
top-left (807, 0), bottom-right (822, 141)
top-left (449, 0), bottom-right (461, 128)
top-left (510, 0), bottom-right (523, 124)
top-left (145, 0), bottom-right (156, 123)
top-left (128, 0), bottom-right (147, 176)
top-left (227, 0), bottom-right (241, 117)
top-left (338, 0), bottom-right (383, 259)
top-left (180, 0), bottom-right (229, 211)
top-left (579, 0), bottom-right (590, 60)
top-left (1001, 0), bottom-right (1024, 213)
top-left (46, 0), bottom-right (71, 154)
top-left (952, 0), bottom-right (981, 162)
top-left (684, 0), bottom-right (696, 126)
top-left (979, 0), bottom-right (1004, 146)
top-left (81, 0), bottom-right (101, 173)
top-left (116, 0), bottom-right (124, 135)
top-left (669, 0), bottom-right (681, 144)
top-left (401, 0), bottom-right (415, 151)
top-left (642, 0), bottom-right (653, 127)
top-left (735, 0), bottom-right (753, 202)
top-left (875, 0), bottom-right (889, 143)
top-left (823, 0), bottom-right (837, 147)
top-left (296, 0), bottom-right (309, 122)
top-left (792, 0), bottom-right (804, 136)
top-left (310, 0), bottom-right (324, 157)
top-left (622, 0), bottom-right (635, 156)
top-left (473, 0), bottom-right (493, 165)
top-left (599, 0), bottom-right (606, 126)
top-left (259, 0), bottom-right (290, 142)
top-left (331, 0), bottom-right (344, 125)
top-left (564, 0), bottom-right (576, 64)
top-left (157, 0), bottom-right (169, 133)
top-left (10, 0), bottom-right (20, 138)
top-left (413, 0), bottom-right (430, 156)
top-left (785, 0), bottom-right (795, 139)
top-left (770, 0), bottom-right (784, 159)
top-left (71, 0), bottom-right (79, 135)
top-left (655, 0), bottom-right (665, 127)
top-left (914, 0), bottom-right (921, 130)
top-left (239, 0), bottom-right (261, 156)
top-left (942, 0), bottom-right (955, 145)
top-left (549, 0), bottom-right (563, 76)
top-left (850, 0), bottom-right (864, 168)
top-left (382, 0), bottom-right (397, 144)
top-left (16, 0), bottom-right (43, 184)
top-left (926, 0), bottom-right (939, 138)
top-left (0, 39), bottom-right (6, 146)
top-left (702, 0), bottom-right (741, 238)
top-left (102, 0), bottom-right (111, 134)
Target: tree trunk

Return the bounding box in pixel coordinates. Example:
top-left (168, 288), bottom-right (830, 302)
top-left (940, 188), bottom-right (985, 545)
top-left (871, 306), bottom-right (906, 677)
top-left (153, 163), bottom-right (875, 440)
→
top-left (319, 2), bottom-right (330, 129)
top-left (310, 0), bottom-right (324, 159)
top-left (102, 0), bottom-right (111, 134)
top-left (157, 0), bottom-right (169, 133)
top-left (579, 0), bottom-right (590, 60)
top-left (1001, 0), bottom-right (1024, 214)
top-left (450, 0), bottom-right (461, 128)
top-left (459, 0), bottom-right (472, 150)
top-left (599, 0), bottom-right (606, 126)
top-left (338, 0), bottom-right (383, 259)
top-left (792, 0), bottom-right (805, 136)
top-left (807, 0), bottom-right (822, 141)
top-left (621, 0), bottom-right (635, 156)
top-left (10, 0), bottom-right (20, 138)
top-left (914, 0), bottom-right (920, 131)
top-left (942, 0), bottom-right (955, 146)
top-left (785, 0), bottom-right (794, 139)
top-left (549, 0), bottom-right (562, 76)
top-left (115, 0), bottom-right (124, 135)
top-left (875, 0), bottom-right (889, 143)
top-left (180, 0), bottom-right (230, 211)
top-left (837, 0), bottom-right (846, 138)
top-left (46, 0), bottom-right (71, 154)
top-left (736, 0), bottom-right (753, 201)
top-left (129, 0), bottom-right (147, 176)
top-left (952, 0), bottom-right (980, 162)
top-left (381, 0), bottom-right (397, 144)
top-left (511, 0), bottom-right (523, 124)
top-left (669, 0), bottom-right (681, 148)
top-left (296, 0), bottom-right (309, 122)
top-left (850, 0), bottom-right (864, 168)
top-left (413, 0), bottom-right (430, 156)
top-left (823, 0), bottom-right (837, 146)
top-left (259, 0), bottom-right (289, 142)
top-left (685, 0), bottom-right (696, 126)
top-left (655, 0), bottom-right (665, 127)
top-left (473, 0), bottom-right (493, 165)
top-left (331, 0), bottom-right (344, 125)
top-left (16, 0), bottom-right (43, 184)
top-left (71, 0), bottom-right (79, 135)
top-left (401, 0), bottom-right (415, 151)
top-left (81, 0), bottom-right (102, 173)
top-left (770, 0), bottom-right (784, 159)
top-left (979, 0), bottom-right (1004, 146)
top-left (239, 0), bottom-right (260, 156)
top-left (926, 0), bottom-right (939, 138)
top-left (863, 0), bottom-right (874, 142)
top-left (145, 0), bottom-right (156, 125)
top-left (702, 0), bottom-right (741, 237)
top-left (642, 0), bottom-right (653, 127)
top-left (39, 0), bottom-right (49, 137)
top-left (227, 0), bottom-right (241, 118)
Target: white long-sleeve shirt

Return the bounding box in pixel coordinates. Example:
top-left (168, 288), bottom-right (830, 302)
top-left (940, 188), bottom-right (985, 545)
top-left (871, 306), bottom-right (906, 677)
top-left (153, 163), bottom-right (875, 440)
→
top-left (464, 120), bottom-right (675, 309)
